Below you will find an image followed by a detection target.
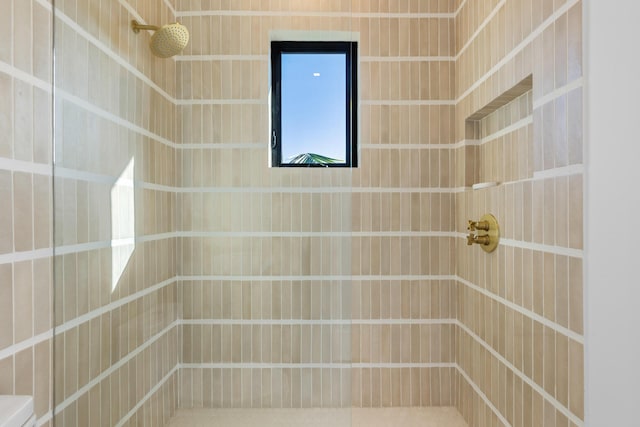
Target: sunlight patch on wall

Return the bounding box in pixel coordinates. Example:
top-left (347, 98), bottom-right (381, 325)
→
top-left (110, 158), bottom-right (135, 292)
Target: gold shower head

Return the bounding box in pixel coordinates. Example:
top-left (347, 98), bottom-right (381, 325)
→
top-left (131, 20), bottom-right (190, 58)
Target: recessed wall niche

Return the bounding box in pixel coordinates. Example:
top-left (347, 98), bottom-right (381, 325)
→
top-left (463, 75), bottom-right (534, 187)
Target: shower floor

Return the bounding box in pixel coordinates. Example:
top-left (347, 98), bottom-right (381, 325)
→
top-left (166, 407), bottom-right (468, 427)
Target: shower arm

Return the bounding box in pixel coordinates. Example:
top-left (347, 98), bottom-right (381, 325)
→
top-left (131, 20), bottom-right (160, 33)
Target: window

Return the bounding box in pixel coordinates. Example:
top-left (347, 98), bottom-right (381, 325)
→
top-left (271, 41), bottom-right (358, 167)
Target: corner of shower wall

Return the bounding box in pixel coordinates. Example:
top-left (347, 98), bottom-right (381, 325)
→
top-left (453, 0), bottom-right (584, 426)
top-left (51, 0), bottom-right (181, 424)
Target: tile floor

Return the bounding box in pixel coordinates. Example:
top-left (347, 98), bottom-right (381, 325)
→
top-left (166, 407), bottom-right (468, 427)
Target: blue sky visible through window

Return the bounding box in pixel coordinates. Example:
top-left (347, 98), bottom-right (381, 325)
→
top-left (281, 53), bottom-right (347, 163)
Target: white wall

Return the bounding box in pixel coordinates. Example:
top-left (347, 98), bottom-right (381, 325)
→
top-left (584, 1), bottom-right (640, 425)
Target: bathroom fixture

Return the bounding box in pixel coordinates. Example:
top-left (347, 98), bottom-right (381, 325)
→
top-left (467, 233), bottom-right (491, 245)
top-left (131, 20), bottom-right (189, 58)
top-left (468, 219), bottom-right (490, 232)
top-left (467, 214), bottom-right (500, 253)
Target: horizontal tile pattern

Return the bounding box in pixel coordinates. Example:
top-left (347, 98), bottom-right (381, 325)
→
top-left (51, 0), bottom-right (181, 424)
top-left (454, 0), bottom-right (584, 425)
top-left (166, 407), bottom-right (469, 427)
top-left (0, 0), bottom-right (54, 422)
top-left (53, 328), bottom-right (179, 426)
top-left (177, 16), bottom-right (454, 58)
top-left (353, 367), bottom-right (457, 407)
top-left (176, 0), bottom-right (457, 409)
top-left (1, 0), bottom-right (585, 423)
top-left (178, 366), bottom-right (457, 409)
top-left (174, 1), bottom-right (458, 14)
top-left (179, 366), bottom-right (352, 408)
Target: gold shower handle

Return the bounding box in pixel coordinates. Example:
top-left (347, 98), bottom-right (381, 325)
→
top-left (466, 214), bottom-right (500, 253)
top-left (466, 233), bottom-right (474, 245)
top-left (467, 219), bottom-right (490, 231)
top-left (467, 233), bottom-right (491, 246)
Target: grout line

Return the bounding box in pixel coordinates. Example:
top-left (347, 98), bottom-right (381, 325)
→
top-left (178, 275), bottom-right (457, 282)
top-left (499, 238), bottom-right (582, 258)
top-left (162, 0), bottom-right (178, 19)
top-left (353, 186), bottom-right (459, 193)
top-left (52, 5), bottom-right (176, 105)
top-left (175, 98), bottom-right (267, 106)
top-left (175, 98), bottom-right (456, 105)
top-left (453, 233), bottom-right (583, 258)
top-left (335, 318), bottom-right (454, 326)
top-left (175, 54), bottom-right (269, 61)
top-left (0, 157), bottom-right (52, 176)
top-left (0, 330), bottom-right (53, 362)
top-left (456, 321), bottom-right (584, 426)
top-left (33, 0), bottom-right (51, 12)
top-left (459, 164), bottom-right (583, 189)
top-left (0, 59), bottom-right (51, 93)
top-left (456, 0), bottom-right (581, 103)
top-left (50, 227), bottom-right (453, 260)
top-left (56, 167), bottom-right (132, 188)
top-left (479, 116), bottom-right (533, 145)
top-left (453, 0), bottom-right (469, 17)
top-left (54, 277), bottom-right (177, 334)
top-left (532, 164), bottom-right (584, 180)
top-left (117, 0), bottom-right (145, 28)
top-left (455, 364), bottom-right (511, 427)
top-left (54, 166), bottom-right (175, 193)
top-left (13, 7), bottom-right (180, 154)
top-left (0, 248), bottom-right (53, 266)
top-left (361, 100), bottom-right (455, 106)
top-left (178, 362), bottom-right (457, 369)
top-left (48, 163), bottom-right (465, 194)
top-left (178, 231), bottom-right (457, 238)
top-left (532, 77), bottom-right (584, 110)
top-left (361, 143), bottom-right (459, 150)
top-left (360, 56), bottom-right (455, 62)
top-left (54, 83), bottom-right (457, 155)
top-left (455, 277), bottom-right (584, 344)
top-left (450, 140), bottom-right (471, 149)
top-left (181, 44), bottom-right (584, 149)
top-left (178, 362), bottom-right (350, 370)
top-left (177, 143), bottom-right (260, 149)
top-left (53, 232), bottom-right (177, 256)
top-left (35, 411), bottom-right (52, 427)
top-left (115, 365), bottom-right (178, 427)
top-left (179, 319), bottom-right (458, 326)
top-left (177, 186), bottom-right (459, 194)
top-left (175, 55), bottom-right (456, 63)
top-left (454, 0), bottom-right (506, 61)
top-left (56, 88), bottom-right (177, 148)
top-left (9, 78), bottom-right (176, 155)
top-left (54, 321), bottom-right (179, 414)
top-left (175, 11), bottom-right (455, 18)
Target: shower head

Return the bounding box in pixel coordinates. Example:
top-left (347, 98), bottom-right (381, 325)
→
top-left (131, 20), bottom-right (190, 58)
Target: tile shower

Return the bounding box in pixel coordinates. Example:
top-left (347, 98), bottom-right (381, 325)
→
top-left (0, 0), bottom-right (584, 426)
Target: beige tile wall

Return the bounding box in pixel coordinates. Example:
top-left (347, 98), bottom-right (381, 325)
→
top-left (50, 0), bottom-right (181, 424)
top-left (2, 0), bottom-right (586, 424)
top-left (175, 0), bottom-right (458, 409)
top-left (454, 0), bottom-right (584, 426)
top-left (0, 0), bottom-right (54, 424)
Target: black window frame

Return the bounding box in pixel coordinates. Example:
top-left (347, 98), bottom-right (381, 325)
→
top-left (270, 41), bottom-right (358, 168)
